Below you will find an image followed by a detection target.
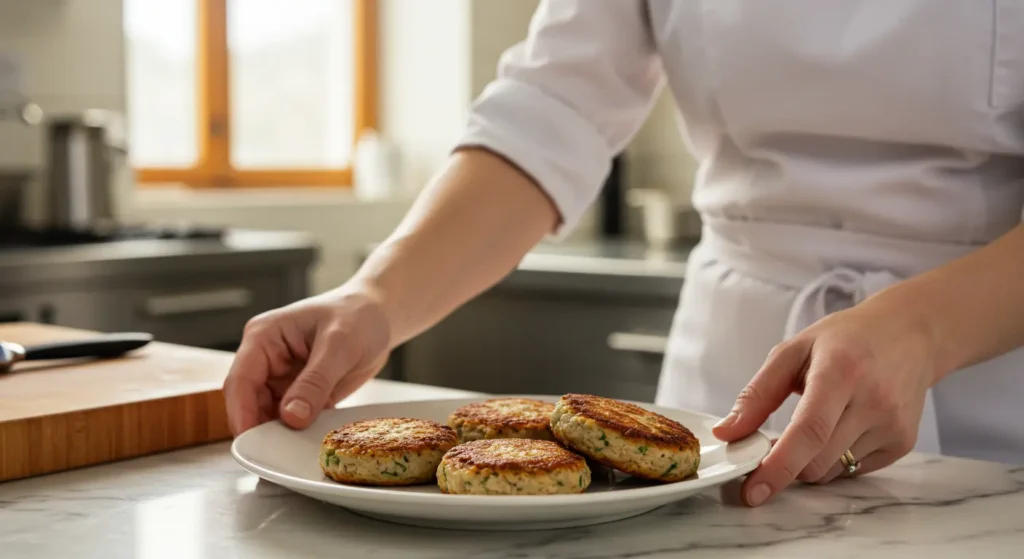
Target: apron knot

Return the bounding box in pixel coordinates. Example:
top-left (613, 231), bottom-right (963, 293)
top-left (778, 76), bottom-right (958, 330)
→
top-left (688, 219), bottom-right (952, 454)
top-left (783, 267), bottom-right (901, 338)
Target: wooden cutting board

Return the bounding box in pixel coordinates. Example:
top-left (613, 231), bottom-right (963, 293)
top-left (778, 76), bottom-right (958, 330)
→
top-left (0, 322), bottom-right (233, 482)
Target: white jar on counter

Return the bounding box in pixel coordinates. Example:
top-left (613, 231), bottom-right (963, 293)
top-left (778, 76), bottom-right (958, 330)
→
top-left (352, 129), bottom-right (401, 200)
top-left (627, 188), bottom-right (680, 249)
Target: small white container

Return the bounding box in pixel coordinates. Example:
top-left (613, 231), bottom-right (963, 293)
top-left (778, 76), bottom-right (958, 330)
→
top-left (353, 129), bottom-right (401, 200)
top-left (627, 188), bottom-right (679, 249)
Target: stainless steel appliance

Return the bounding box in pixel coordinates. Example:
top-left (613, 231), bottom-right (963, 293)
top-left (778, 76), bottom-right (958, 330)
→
top-left (599, 153), bottom-right (627, 238)
top-left (0, 169), bottom-right (32, 231)
top-left (45, 109), bottom-right (128, 231)
top-left (0, 88), bottom-right (41, 230)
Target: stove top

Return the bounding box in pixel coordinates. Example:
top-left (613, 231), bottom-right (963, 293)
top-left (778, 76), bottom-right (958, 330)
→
top-left (0, 225), bottom-right (225, 250)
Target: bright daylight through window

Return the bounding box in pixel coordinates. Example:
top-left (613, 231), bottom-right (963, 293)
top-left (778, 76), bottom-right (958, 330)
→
top-left (123, 0), bottom-right (376, 187)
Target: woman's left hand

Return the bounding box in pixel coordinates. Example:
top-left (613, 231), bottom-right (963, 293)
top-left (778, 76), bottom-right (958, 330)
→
top-left (712, 297), bottom-right (943, 507)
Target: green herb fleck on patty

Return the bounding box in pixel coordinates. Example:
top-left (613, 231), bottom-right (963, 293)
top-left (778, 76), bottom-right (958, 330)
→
top-left (662, 462), bottom-right (678, 477)
top-left (381, 470), bottom-right (399, 477)
top-left (637, 445), bottom-right (648, 455)
top-left (393, 460), bottom-right (407, 472)
top-left (599, 431), bottom-right (609, 446)
top-left (578, 475), bottom-right (583, 488)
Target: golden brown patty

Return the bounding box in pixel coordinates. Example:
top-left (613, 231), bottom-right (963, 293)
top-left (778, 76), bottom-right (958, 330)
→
top-left (436, 438), bottom-right (591, 495)
top-left (448, 398), bottom-right (556, 442)
top-left (320, 417), bottom-right (458, 486)
top-left (550, 394), bottom-right (700, 483)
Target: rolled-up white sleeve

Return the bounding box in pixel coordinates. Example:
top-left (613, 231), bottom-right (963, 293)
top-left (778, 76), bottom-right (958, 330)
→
top-left (456, 0), bottom-right (664, 236)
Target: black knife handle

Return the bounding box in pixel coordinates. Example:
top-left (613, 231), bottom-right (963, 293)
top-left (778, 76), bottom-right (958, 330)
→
top-left (23, 333), bottom-right (154, 361)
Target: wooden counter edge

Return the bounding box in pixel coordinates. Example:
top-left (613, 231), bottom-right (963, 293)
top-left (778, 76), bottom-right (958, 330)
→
top-left (0, 387), bottom-right (231, 483)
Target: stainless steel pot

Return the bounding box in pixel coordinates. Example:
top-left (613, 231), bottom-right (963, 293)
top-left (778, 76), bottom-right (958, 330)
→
top-left (45, 109), bottom-right (128, 230)
top-left (626, 188), bottom-right (702, 248)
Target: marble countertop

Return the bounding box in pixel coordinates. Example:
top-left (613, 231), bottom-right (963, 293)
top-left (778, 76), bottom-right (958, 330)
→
top-left (2, 380), bottom-right (1023, 558)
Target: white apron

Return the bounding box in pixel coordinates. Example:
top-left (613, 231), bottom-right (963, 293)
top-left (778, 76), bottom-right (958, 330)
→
top-left (456, 1), bottom-right (1024, 463)
top-left (648, 2), bottom-right (1024, 465)
top-left (656, 217), bottom-right (1024, 463)
top-left (657, 217), bottom-right (1000, 460)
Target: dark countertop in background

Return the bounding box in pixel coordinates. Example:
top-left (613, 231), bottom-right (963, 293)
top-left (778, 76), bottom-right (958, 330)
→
top-left (503, 239), bottom-right (694, 299)
top-left (359, 238), bottom-right (694, 299)
top-left (523, 240), bottom-right (690, 277)
top-left (0, 230), bottom-right (318, 286)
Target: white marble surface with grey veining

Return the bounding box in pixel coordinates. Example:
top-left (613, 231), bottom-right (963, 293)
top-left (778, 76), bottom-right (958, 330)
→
top-left (1, 380), bottom-right (1023, 558)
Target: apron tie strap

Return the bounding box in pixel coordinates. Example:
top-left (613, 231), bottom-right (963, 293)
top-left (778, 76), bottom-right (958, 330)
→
top-left (771, 265), bottom-right (941, 454)
top-left (784, 268), bottom-right (900, 337)
top-left (693, 220), bottom-right (951, 453)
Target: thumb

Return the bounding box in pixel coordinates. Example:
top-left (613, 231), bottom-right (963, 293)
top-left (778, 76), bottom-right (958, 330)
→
top-left (280, 327), bottom-right (362, 430)
top-left (713, 339), bottom-right (811, 441)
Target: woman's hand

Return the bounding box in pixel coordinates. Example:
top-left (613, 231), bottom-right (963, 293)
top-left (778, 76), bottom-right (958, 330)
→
top-left (220, 149), bottom-right (559, 438)
top-left (712, 297), bottom-right (942, 507)
top-left (222, 286), bottom-right (392, 436)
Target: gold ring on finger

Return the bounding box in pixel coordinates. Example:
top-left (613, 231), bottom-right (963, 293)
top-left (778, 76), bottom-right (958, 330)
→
top-left (839, 449), bottom-right (860, 475)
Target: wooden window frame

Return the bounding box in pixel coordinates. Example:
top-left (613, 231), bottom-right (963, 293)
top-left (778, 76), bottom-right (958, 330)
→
top-left (136, 0), bottom-right (377, 188)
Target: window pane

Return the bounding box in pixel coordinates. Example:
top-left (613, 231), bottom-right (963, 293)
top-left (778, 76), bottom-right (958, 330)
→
top-left (124, 0), bottom-right (198, 168)
top-left (228, 0), bottom-right (355, 169)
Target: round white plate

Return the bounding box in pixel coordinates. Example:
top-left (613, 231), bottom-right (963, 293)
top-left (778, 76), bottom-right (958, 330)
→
top-left (231, 396), bottom-right (771, 531)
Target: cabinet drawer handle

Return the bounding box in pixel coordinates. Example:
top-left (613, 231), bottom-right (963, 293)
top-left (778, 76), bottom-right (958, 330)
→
top-left (144, 288), bottom-right (253, 317)
top-left (607, 332), bottom-right (669, 355)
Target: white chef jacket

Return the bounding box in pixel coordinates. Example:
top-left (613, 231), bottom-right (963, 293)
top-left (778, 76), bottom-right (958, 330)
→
top-left (457, 0), bottom-right (1024, 464)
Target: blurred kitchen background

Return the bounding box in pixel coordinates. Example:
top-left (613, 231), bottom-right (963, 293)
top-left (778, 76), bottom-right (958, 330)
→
top-left (0, 0), bottom-right (700, 403)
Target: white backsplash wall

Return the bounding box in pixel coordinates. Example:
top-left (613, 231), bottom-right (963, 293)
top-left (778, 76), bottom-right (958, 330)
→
top-left (468, 0), bottom-right (540, 99)
top-left (0, 0), bottom-right (126, 224)
top-left (378, 0), bottom-right (472, 197)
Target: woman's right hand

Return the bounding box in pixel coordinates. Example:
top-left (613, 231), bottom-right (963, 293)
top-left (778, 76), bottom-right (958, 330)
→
top-left (222, 286), bottom-right (392, 436)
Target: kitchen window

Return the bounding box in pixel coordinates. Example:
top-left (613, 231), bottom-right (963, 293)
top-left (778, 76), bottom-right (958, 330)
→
top-left (124, 0), bottom-right (376, 188)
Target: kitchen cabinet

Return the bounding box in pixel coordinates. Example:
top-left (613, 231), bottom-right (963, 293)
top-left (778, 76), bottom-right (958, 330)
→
top-left (0, 290), bottom-right (129, 331)
top-left (0, 271), bottom-right (305, 351)
top-left (383, 268), bottom-right (684, 403)
top-left (122, 273), bottom-right (292, 350)
top-left (0, 231), bottom-right (316, 350)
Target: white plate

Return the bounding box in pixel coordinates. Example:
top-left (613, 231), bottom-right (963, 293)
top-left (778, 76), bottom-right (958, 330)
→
top-left (231, 396), bottom-right (771, 531)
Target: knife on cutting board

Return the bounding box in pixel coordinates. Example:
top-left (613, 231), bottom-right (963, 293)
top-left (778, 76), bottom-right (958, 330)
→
top-left (0, 332), bottom-right (153, 373)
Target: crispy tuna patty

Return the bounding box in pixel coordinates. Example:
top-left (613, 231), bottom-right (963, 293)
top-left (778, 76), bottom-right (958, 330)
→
top-left (448, 397), bottom-right (556, 442)
top-left (320, 417), bottom-right (458, 486)
top-left (436, 438), bottom-right (591, 495)
top-left (550, 394), bottom-right (700, 482)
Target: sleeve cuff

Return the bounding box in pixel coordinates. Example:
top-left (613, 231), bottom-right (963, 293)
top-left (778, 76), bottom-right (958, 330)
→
top-left (455, 78), bottom-right (613, 239)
